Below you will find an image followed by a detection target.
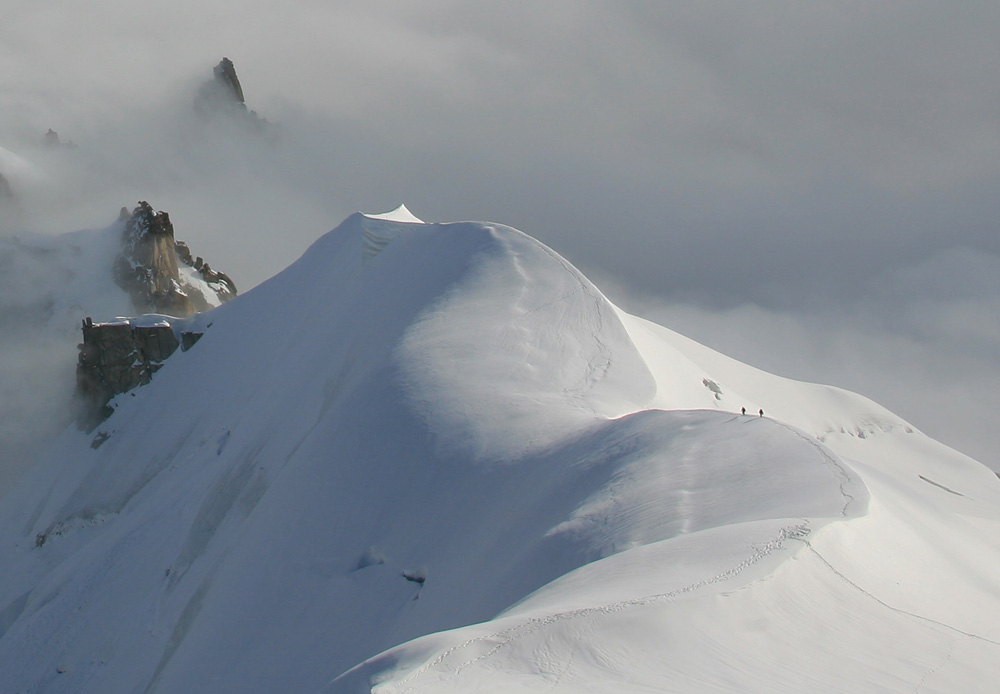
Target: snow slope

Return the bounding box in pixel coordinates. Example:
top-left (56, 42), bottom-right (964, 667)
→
top-left (1, 211), bottom-right (999, 693)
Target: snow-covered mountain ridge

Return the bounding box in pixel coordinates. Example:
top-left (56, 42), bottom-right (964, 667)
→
top-left (1, 209), bottom-right (999, 692)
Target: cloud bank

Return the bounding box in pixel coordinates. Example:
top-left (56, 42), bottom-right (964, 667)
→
top-left (1, 1), bottom-right (999, 470)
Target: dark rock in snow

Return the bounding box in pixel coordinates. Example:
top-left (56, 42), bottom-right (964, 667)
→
top-left (402, 570), bottom-right (426, 585)
top-left (90, 431), bottom-right (111, 449)
top-left (75, 316), bottom-right (196, 431)
top-left (181, 331), bottom-right (203, 351)
top-left (76, 201), bottom-right (237, 428)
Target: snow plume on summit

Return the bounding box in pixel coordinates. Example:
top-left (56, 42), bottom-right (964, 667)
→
top-left (1, 213), bottom-right (1000, 693)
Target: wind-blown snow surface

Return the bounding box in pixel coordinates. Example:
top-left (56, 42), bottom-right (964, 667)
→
top-left (1, 212), bottom-right (1000, 692)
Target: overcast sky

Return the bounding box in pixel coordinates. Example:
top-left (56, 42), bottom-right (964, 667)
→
top-left (2, 1), bottom-right (999, 469)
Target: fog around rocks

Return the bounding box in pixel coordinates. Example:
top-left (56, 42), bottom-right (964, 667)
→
top-left (2, 1), bottom-right (999, 471)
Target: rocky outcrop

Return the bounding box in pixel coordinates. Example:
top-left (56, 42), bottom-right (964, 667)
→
top-left (75, 316), bottom-right (203, 431)
top-left (115, 202), bottom-right (189, 315)
top-left (214, 57), bottom-right (245, 104)
top-left (194, 57), bottom-right (266, 129)
top-left (75, 202), bottom-right (236, 429)
top-left (114, 201), bottom-right (237, 316)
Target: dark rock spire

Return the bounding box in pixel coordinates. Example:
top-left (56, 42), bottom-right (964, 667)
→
top-left (194, 57), bottom-right (267, 131)
top-left (214, 57), bottom-right (245, 104)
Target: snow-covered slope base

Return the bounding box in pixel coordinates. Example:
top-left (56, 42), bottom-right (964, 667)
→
top-left (1, 211), bottom-right (999, 693)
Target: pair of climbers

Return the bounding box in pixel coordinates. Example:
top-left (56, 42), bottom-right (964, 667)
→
top-left (741, 406), bottom-right (764, 417)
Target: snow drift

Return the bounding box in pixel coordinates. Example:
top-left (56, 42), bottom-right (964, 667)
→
top-left (1, 208), bottom-right (999, 693)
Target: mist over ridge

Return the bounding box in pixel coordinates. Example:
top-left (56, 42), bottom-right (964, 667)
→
top-left (0, 211), bottom-right (997, 692)
top-left (2, 2), bottom-right (1000, 476)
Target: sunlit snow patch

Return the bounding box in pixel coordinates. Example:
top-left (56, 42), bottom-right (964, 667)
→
top-left (361, 204), bottom-right (425, 262)
top-left (362, 203), bottom-right (424, 224)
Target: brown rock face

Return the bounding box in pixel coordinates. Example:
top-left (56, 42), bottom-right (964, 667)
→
top-left (115, 201), bottom-right (192, 316)
top-left (75, 317), bottom-right (189, 431)
top-left (114, 201), bottom-right (237, 316)
top-left (77, 203), bottom-right (237, 429)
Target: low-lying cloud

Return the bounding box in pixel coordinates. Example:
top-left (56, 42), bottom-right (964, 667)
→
top-left (603, 245), bottom-right (1000, 471)
top-left (2, 1), bottom-right (999, 472)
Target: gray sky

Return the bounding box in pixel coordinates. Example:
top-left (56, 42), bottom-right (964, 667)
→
top-left (2, 1), bottom-right (999, 469)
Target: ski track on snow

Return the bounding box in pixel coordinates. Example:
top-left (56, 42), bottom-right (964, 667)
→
top-left (11, 214), bottom-right (998, 693)
top-left (915, 637), bottom-right (955, 694)
top-left (799, 539), bottom-right (1000, 648)
top-left (343, 522), bottom-right (811, 693)
top-left (337, 414), bottom-right (866, 692)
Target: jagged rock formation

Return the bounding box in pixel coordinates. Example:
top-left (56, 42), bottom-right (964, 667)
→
top-left (75, 317), bottom-right (203, 431)
top-left (214, 57), bottom-right (245, 104)
top-left (78, 201), bottom-right (236, 427)
top-left (77, 202), bottom-right (234, 428)
top-left (194, 57), bottom-right (266, 128)
top-left (115, 202), bottom-right (188, 315)
top-left (114, 201), bottom-right (237, 316)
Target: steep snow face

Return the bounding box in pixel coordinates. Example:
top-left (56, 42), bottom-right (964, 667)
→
top-left (0, 212), bottom-right (998, 693)
top-left (395, 223), bottom-right (657, 460)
